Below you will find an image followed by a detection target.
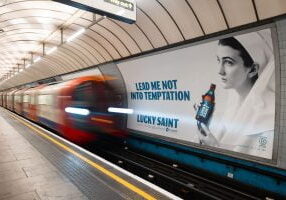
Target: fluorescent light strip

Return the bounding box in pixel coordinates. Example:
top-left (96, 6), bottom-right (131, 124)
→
top-left (65, 107), bottom-right (90, 116)
top-left (67, 28), bottom-right (85, 42)
top-left (108, 107), bottom-right (134, 114)
top-left (10, 18), bottom-right (27, 25)
top-left (47, 46), bottom-right (57, 55)
top-left (34, 57), bottom-right (41, 63)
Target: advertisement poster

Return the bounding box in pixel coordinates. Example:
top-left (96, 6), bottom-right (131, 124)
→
top-left (117, 28), bottom-right (275, 159)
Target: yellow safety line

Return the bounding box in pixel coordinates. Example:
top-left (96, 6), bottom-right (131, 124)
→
top-left (9, 113), bottom-right (157, 200)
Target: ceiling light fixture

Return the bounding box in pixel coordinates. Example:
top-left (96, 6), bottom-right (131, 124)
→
top-left (34, 57), bottom-right (41, 63)
top-left (47, 46), bottom-right (57, 55)
top-left (4, 15), bottom-right (107, 81)
top-left (67, 28), bottom-right (85, 42)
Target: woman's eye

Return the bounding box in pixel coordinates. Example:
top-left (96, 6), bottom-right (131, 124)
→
top-left (223, 60), bottom-right (233, 66)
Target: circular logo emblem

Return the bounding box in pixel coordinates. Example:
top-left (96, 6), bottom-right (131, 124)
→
top-left (259, 136), bottom-right (267, 146)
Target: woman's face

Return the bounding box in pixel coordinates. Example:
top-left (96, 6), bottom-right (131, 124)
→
top-left (216, 45), bottom-right (250, 89)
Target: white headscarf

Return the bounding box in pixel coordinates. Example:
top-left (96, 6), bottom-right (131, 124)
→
top-left (235, 29), bottom-right (273, 76)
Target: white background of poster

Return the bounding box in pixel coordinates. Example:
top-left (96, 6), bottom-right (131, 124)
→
top-left (117, 29), bottom-right (275, 159)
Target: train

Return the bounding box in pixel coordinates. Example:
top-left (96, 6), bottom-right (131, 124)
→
top-left (0, 75), bottom-right (127, 144)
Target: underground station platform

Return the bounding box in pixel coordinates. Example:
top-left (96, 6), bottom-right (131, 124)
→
top-left (0, 108), bottom-right (180, 200)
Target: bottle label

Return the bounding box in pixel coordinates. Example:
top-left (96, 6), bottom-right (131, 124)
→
top-left (199, 104), bottom-right (210, 118)
top-left (196, 101), bottom-right (213, 124)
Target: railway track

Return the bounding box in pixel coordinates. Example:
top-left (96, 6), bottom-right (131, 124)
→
top-left (86, 141), bottom-right (270, 200)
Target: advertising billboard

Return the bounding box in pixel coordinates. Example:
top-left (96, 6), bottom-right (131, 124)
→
top-left (117, 28), bottom-right (275, 159)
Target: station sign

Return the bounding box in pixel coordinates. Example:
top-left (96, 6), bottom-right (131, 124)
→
top-left (53, 0), bottom-right (136, 24)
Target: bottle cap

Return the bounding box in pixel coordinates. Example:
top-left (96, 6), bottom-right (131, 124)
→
top-left (210, 84), bottom-right (216, 90)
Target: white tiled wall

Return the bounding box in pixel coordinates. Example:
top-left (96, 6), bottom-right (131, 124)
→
top-left (276, 19), bottom-right (286, 169)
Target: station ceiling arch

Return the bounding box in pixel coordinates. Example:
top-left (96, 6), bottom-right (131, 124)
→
top-left (0, 0), bottom-right (285, 89)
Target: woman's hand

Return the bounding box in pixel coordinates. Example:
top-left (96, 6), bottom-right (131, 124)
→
top-left (197, 122), bottom-right (219, 147)
top-left (194, 103), bottom-right (219, 146)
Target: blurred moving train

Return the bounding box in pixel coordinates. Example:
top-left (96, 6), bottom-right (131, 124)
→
top-left (0, 75), bottom-right (127, 144)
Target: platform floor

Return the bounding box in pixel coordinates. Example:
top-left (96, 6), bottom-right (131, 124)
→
top-left (0, 108), bottom-right (179, 200)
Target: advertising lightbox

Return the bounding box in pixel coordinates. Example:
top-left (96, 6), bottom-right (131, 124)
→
top-left (118, 28), bottom-right (276, 159)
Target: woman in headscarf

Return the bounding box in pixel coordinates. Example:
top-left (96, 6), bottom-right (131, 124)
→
top-left (197, 29), bottom-right (275, 159)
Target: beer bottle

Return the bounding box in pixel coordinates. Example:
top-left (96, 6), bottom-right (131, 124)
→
top-left (196, 84), bottom-right (216, 125)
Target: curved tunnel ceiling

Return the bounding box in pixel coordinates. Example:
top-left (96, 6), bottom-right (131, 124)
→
top-left (0, 0), bottom-right (286, 89)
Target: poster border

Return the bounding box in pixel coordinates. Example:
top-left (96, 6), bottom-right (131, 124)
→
top-left (117, 23), bottom-right (280, 165)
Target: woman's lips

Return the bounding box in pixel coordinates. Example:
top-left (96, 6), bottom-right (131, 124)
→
top-left (221, 78), bottom-right (227, 82)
